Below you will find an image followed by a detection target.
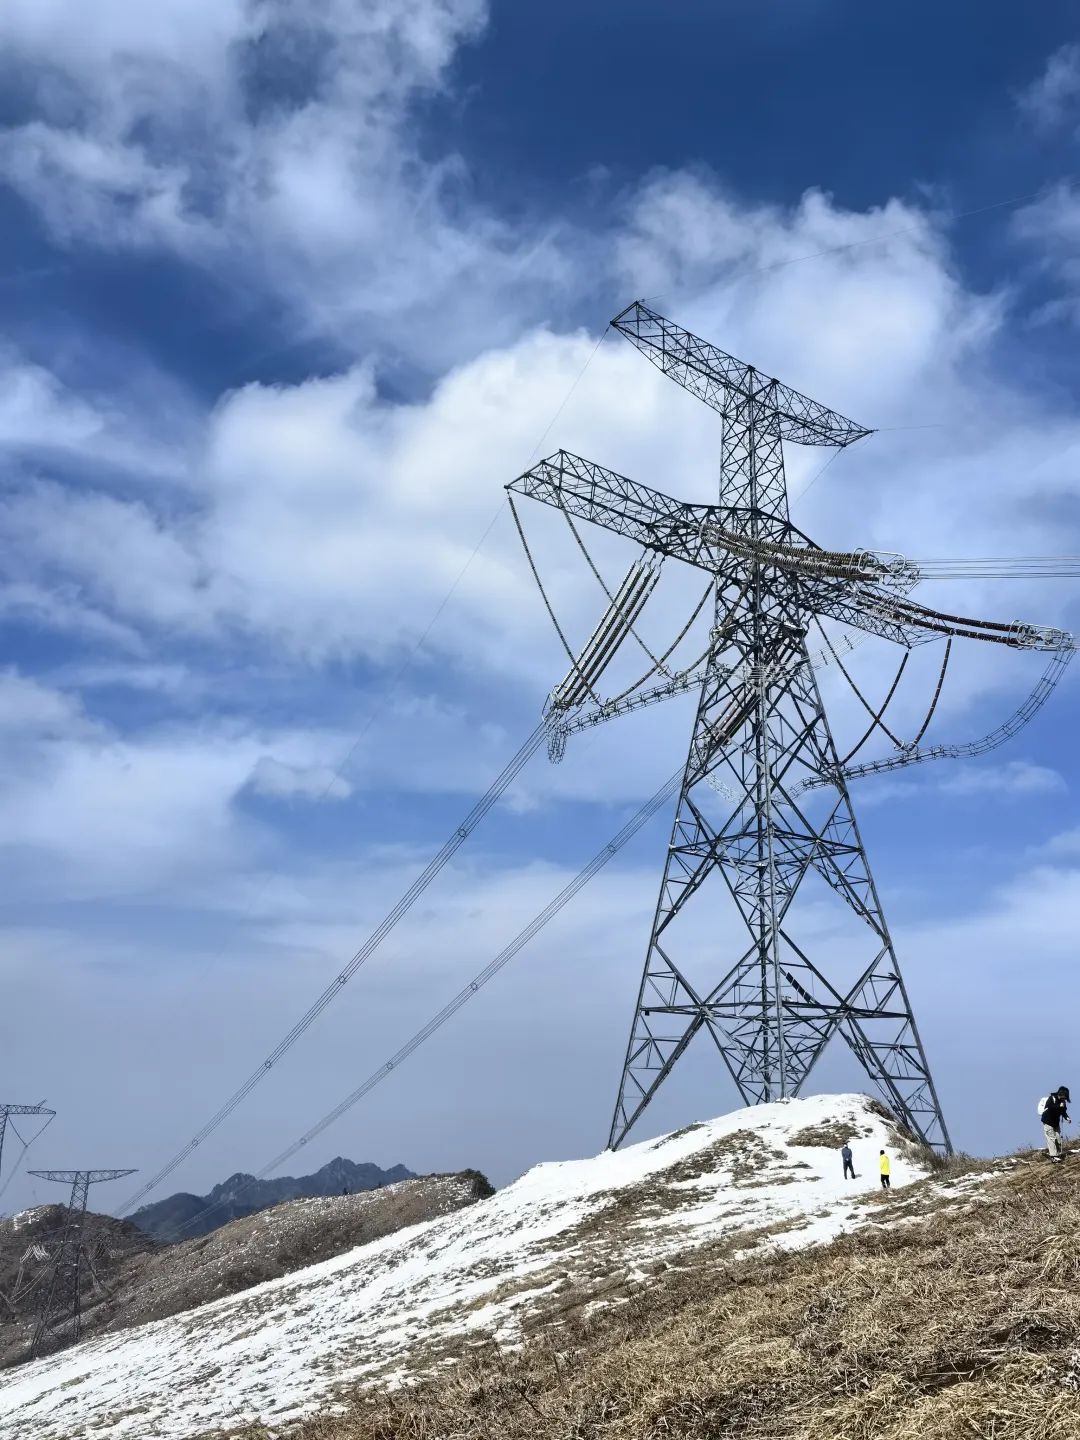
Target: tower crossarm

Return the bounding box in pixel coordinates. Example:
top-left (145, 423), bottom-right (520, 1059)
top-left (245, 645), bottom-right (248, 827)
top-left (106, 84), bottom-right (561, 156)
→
top-left (813, 581), bottom-right (1077, 654)
top-left (611, 301), bottom-right (873, 448)
top-left (508, 450), bottom-right (716, 568)
top-left (508, 453), bottom-right (913, 595)
top-left (28, 1169), bottom-right (136, 1184)
top-left (812, 585), bottom-right (930, 648)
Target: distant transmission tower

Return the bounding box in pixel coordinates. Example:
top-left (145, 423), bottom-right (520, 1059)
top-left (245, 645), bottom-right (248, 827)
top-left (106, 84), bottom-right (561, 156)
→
top-left (0, 1103), bottom-right (55, 1183)
top-left (28, 1168), bottom-right (136, 1357)
top-left (508, 301), bottom-right (1074, 1155)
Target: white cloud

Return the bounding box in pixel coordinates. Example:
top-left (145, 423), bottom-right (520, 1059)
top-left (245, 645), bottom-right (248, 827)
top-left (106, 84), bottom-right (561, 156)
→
top-left (247, 756), bottom-right (351, 802)
top-left (1013, 182), bottom-right (1080, 326)
top-left (0, 0), bottom-right (580, 369)
top-left (938, 759), bottom-right (1066, 798)
top-left (0, 349), bottom-right (190, 479)
top-left (1010, 45), bottom-right (1080, 328)
top-left (11, 186), bottom-right (1079, 700)
top-left (2, 173), bottom-right (1076, 818)
top-left (0, 668), bottom-right (370, 900)
top-left (0, 0), bottom-right (248, 71)
top-left (0, 478), bottom-right (215, 634)
top-left (1018, 43), bottom-right (1080, 132)
top-left (0, 668), bottom-right (90, 737)
top-left (0, 354), bottom-right (109, 448)
top-left (0, 723), bottom-right (265, 900)
top-left (0, 580), bottom-right (146, 652)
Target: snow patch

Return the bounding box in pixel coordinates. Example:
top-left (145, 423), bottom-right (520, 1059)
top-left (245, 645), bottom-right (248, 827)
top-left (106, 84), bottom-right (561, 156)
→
top-left (0, 1094), bottom-right (931, 1439)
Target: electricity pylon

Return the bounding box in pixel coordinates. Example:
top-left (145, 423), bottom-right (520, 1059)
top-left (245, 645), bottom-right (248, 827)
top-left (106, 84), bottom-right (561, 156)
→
top-left (0, 1103), bottom-right (54, 1185)
top-left (508, 302), bottom-right (1072, 1155)
top-left (28, 1168), bottom-right (135, 1357)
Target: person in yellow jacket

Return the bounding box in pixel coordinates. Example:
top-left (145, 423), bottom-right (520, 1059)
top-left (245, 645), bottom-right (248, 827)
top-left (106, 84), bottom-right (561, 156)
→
top-left (879, 1149), bottom-right (891, 1191)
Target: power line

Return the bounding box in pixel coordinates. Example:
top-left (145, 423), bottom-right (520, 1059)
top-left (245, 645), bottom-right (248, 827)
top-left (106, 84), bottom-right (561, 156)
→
top-left (164, 768), bottom-right (682, 1241)
top-left (233, 329), bottom-right (612, 814)
top-left (118, 323), bottom-right (615, 1217)
top-left (118, 719), bottom-right (551, 1215)
top-left (914, 556), bottom-right (1080, 578)
top-left (0, 1117), bottom-right (57, 1209)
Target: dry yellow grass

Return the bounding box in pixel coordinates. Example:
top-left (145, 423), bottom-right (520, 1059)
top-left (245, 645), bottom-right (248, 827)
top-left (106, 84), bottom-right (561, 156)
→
top-left (222, 1152), bottom-right (1080, 1440)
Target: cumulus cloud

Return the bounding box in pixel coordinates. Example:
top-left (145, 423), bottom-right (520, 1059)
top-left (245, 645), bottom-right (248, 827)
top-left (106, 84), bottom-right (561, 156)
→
top-left (8, 184), bottom-right (1078, 723)
top-left (0, 0), bottom-right (582, 369)
top-left (0, 348), bottom-right (190, 479)
top-left (2, 169), bottom-right (1077, 836)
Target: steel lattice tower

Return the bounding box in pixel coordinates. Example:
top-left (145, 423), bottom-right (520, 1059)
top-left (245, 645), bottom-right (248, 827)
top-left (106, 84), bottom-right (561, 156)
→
top-left (607, 306), bottom-right (953, 1152)
top-left (508, 303), bottom-right (963, 1154)
top-left (28, 1168), bottom-right (135, 1358)
top-left (0, 1103), bottom-right (54, 1184)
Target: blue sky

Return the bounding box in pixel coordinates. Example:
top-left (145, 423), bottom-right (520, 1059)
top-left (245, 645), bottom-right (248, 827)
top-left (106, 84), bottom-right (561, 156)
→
top-left (2, 2), bottom-right (1080, 1215)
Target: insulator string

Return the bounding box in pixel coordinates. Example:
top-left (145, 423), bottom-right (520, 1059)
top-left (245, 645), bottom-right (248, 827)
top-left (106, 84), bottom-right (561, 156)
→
top-left (508, 494), bottom-right (601, 707)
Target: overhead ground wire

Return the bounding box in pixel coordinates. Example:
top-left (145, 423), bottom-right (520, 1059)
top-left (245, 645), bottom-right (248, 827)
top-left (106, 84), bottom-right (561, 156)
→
top-left (119, 719), bottom-right (552, 1215)
top-left (162, 767), bottom-right (683, 1241)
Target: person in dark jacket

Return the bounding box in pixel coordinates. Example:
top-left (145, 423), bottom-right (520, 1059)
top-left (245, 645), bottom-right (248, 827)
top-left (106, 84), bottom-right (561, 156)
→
top-left (1041, 1086), bottom-right (1071, 1162)
top-left (841, 1143), bottom-right (855, 1180)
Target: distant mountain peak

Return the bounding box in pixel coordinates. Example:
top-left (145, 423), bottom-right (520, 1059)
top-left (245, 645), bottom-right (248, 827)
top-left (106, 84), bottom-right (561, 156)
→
top-left (132, 1157), bottom-right (416, 1243)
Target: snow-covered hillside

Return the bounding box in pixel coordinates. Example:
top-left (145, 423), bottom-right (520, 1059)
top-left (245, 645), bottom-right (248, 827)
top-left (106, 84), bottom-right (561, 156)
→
top-left (0, 1095), bottom-right (934, 1439)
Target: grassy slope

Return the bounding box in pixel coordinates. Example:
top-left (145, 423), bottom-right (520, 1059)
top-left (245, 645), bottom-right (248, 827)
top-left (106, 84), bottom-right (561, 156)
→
top-left (229, 1152), bottom-right (1080, 1440)
top-left (1, 1174), bottom-right (492, 1371)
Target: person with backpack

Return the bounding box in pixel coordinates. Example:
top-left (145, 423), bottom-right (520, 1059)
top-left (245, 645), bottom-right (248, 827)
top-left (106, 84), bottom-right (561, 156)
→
top-left (1039, 1087), bottom-right (1071, 1162)
top-left (841, 1143), bottom-right (855, 1180)
top-left (879, 1150), bottom-right (891, 1190)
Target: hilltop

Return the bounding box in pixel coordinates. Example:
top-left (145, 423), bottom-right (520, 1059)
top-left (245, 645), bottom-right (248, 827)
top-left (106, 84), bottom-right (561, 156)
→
top-left (131, 1156), bottom-right (416, 1242)
top-left (0, 1092), bottom-right (984, 1439)
top-left (279, 1142), bottom-right (1079, 1440)
top-left (0, 1171), bottom-right (489, 1371)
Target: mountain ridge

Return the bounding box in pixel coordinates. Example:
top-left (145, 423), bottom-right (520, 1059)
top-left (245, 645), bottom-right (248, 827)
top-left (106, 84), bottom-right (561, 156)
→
top-left (132, 1156), bottom-right (415, 1241)
top-left (0, 1172), bottom-right (488, 1372)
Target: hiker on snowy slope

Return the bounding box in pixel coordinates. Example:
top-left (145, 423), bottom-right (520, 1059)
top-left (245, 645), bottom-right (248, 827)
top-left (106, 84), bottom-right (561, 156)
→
top-left (879, 1150), bottom-right (891, 1191)
top-left (841, 1143), bottom-right (855, 1181)
top-left (1040, 1086), bottom-right (1071, 1162)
